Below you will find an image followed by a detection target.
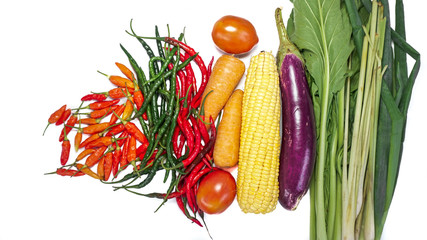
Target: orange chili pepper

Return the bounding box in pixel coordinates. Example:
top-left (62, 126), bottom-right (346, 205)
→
top-left (83, 122), bottom-right (110, 135)
top-left (85, 136), bottom-right (113, 149)
top-left (79, 133), bottom-right (101, 149)
top-left (79, 118), bottom-right (99, 125)
top-left (89, 105), bottom-right (119, 119)
top-left (98, 70), bottom-right (135, 89)
top-left (127, 135), bottom-right (139, 172)
top-left (115, 62), bottom-right (135, 81)
top-left (110, 75), bottom-right (135, 89)
top-left (76, 148), bottom-right (95, 161)
top-left (122, 98), bottom-right (134, 121)
top-left (85, 146), bottom-right (107, 167)
top-left (97, 155), bottom-right (106, 180)
top-left (76, 163), bottom-right (100, 180)
top-left (127, 135), bottom-right (137, 164)
top-left (74, 129), bottom-right (82, 152)
top-left (43, 104), bottom-right (67, 135)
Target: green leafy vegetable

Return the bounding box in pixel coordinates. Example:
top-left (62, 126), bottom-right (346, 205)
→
top-left (285, 0), bottom-right (420, 239)
top-left (287, 0), bottom-right (353, 239)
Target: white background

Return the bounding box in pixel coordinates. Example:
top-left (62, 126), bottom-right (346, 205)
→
top-left (1, 0), bottom-right (426, 239)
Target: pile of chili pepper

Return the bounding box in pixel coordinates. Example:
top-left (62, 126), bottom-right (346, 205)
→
top-left (44, 24), bottom-right (218, 228)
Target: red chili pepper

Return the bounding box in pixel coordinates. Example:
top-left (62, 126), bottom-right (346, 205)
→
top-left (116, 131), bottom-right (129, 147)
top-left (112, 145), bottom-right (122, 178)
top-left (175, 183), bottom-right (203, 227)
top-left (124, 122), bottom-right (148, 145)
top-left (186, 160), bottom-right (206, 185)
top-left (177, 134), bottom-right (186, 158)
top-left (197, 116), bottom-right (210, 145)
top-left (186, 187), bottom-right (197, 214)
top-left (105, 124), bottom-right (125, 137)
top-left (60, 131), bottom-right (71, 166)
top-left (183, 122), bottom-right (217, 174)
top-left (59, 115), bottom-right (78, 142)
top-left (178, 116), bottom-right (195, 152)
top-left (164, 37), bottom-right (208, 108)
top-left (54, 168), bottom-right (85, 177)
top-left (109, 104), bottom-right (125, 125)
top-left (191, 166), bottom-right (212, 187)
top-left (82, 122), bottom-right (110, 135)
top-left (136, 142), bottom-right (149, 158)
top-left (184, 52), bottom-right (197, 97)
top-left (202, 155), bottom-right (213, 168)
top-left (107, 87), bottom-right (134, 99)
top-left (56, 108), bottom-right (71, 126)
top-left (87, 99), bottom-right (120, 110)
top-left (119, 136), bottom-right (130, 171)
top-left (182, 162), bottom-right (206, 213)
top-left (181, 116), bottom-right (201, 167)
top-left (133, 89), bottom-right (144, 109)
top-left (103, 151), bottom-right (113, 181)
top-left (48, 104), bottom-right (67, 124)
top-left (206, 56), bottom-right (214, 80)
top-left (177, 70), bottom-right (187, 99)
top-left (133, 90), bottom-right (148, 121)
top-left (81, 93), bottom-right (107, 102)
top-left (43, 104), bottom-right (67, 135)
top-left (85, 146), bottom-right (107, 167)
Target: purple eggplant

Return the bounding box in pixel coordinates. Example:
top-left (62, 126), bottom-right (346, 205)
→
top-left (275, 7), bottom-right (316, 210)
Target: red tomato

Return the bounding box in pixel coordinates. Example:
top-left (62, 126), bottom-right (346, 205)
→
top-left (211, 15), bottom-right (259, 55)
top-left (196, 169), bottom-right (236, 214)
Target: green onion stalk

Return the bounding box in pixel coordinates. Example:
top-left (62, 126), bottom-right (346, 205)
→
top-left (342, 1), bottom-right (386, 239)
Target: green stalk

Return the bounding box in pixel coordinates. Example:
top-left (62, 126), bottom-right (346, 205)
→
top-left (310, 177), bottom-right (317, 240)
top-left (327, 129), bottom-right (338, 240)
top-left (343, 34), bottom-right (368, 240)
top-left (334, 175), bottom-right (343, 240)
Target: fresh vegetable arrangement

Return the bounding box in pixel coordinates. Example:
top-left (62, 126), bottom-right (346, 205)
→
top-left (43, 0), bottom-right (419, 239)
top-left (279, 0), bottom-right (420, 239)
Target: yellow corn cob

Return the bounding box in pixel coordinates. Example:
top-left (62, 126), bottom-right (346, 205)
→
top-left (237, 51), bottom-right (281, 214)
